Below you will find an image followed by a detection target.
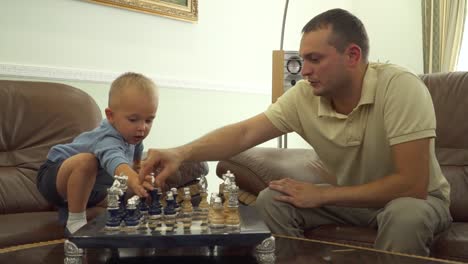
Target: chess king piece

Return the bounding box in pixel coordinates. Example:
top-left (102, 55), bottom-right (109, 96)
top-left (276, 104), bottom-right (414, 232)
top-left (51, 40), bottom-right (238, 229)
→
top-left (124, 196), bottom-right (140, 231)
top-left (181, 189), bottom-right (193, 229)
top-left (209, 197), bottom-right (225, 229)
top-left (225, 185), bottom-right (240, 229)
top-left (164, 191), bottom-right (177, 232)
top-left (105, 180), bottom-right (124, 230)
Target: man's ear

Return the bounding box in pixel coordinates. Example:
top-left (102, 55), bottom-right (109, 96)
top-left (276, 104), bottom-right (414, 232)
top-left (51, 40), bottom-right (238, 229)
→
top-left (346, 44), bottom-right (362, 66)
top-left (105, 107), bottom-right (114, 122)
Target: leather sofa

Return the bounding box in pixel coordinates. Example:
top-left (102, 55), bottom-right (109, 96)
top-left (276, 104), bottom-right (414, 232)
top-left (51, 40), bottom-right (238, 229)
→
top-left (216, 71), bottom-right (468, 262)
top-left (0, 80), bottom-right (207, 249)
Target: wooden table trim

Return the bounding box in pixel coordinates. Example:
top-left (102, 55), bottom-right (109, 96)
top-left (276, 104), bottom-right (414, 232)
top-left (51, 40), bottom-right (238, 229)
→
top-left (0, 239), bottom-right (65, 254)
top-left (274, 234), bottom-right (464, 264)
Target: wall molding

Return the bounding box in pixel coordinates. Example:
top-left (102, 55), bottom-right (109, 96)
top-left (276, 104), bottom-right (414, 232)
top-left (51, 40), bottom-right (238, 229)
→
top-left (0, 63), bottom-right (268, 95)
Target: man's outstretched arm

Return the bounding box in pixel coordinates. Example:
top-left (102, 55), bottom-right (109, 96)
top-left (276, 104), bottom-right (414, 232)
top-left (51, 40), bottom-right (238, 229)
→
top-left (140, 113), bottom-right (284, 186)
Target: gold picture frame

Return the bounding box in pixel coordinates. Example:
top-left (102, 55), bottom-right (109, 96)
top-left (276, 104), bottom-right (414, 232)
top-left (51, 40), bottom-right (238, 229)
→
top-left (87, 0), bottom-right (198, 23)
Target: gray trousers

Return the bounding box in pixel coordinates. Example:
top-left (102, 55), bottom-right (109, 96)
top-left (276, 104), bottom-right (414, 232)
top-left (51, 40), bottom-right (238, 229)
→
top-left (256, 188), bottom-right (452, 256)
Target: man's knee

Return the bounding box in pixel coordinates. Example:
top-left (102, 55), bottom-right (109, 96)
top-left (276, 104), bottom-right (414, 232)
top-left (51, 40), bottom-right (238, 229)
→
top-left (376, 197), bottom-right (434, 255)
top-left (256, 188), bottom-right (280, 213)
top-left (256, 187), bottom-right (303, 236)
top-left (378, 197), bottom-right (432, 230)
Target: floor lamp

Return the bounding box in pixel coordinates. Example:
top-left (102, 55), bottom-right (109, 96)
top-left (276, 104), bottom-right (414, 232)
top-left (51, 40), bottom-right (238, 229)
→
top-left (272, 0), bottom-right (303, 148)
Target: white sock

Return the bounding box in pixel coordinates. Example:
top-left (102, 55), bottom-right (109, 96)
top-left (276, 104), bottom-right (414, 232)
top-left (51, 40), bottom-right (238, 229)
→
top-left (66, 211), bottom-right (87, 234)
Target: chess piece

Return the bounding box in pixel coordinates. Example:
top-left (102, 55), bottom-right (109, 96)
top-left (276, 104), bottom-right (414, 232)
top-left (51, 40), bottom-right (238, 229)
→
top-left (225, 185), bottom-right (240, 229)
top-left (105, 180), bottom-right (123, 230)
top-left (164, 191), bottom-right (177, 232)
top-left (198, 186), bottom-right (209, 223)
top-left (171, 187), bottom-right (180, 213)
top-left (181, 189), bottom-right (193, 229)
top-left (209, 197), bottom-right (225, 229)
top-left (208, 192), bottom-right (218, 225)
top-left (138, 196), bottom-right (149, 228)
top-left (219, 171), bottom-right (233, 201)
top-left (124, 196), bottom-right (140, 231)
top-left (148, 188), bottom-right (163, 230)
top-left (114, 174), bottom-right (128, 221)
top-left (223, 183), bottom-right (232, 218)
top-left (148, 174), bottom-right (163, 230)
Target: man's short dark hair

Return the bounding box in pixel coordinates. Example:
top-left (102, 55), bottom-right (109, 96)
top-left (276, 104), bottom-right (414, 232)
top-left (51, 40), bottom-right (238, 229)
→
top-left (302, 8), bottom-right (369, 62)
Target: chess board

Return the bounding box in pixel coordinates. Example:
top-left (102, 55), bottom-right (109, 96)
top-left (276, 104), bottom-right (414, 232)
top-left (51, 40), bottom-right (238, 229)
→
top-left (69, 205), bottom-right (271, 249)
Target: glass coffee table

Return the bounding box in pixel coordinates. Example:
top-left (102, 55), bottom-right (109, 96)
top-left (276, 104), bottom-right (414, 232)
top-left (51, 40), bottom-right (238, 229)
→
top-left (0, 234), bottom-right (464, 263)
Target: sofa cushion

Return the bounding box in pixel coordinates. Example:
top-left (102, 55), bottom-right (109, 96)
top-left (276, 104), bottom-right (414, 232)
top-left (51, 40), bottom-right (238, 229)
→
top-left (431, 222), bottom-right (468, 261)
top-left (0, 80), bottom-right (102, 214)
top-left (216, 147), bottom-right (335, 196)
top-left (421, 72), bottom-right (468, 222)
top-left (0, 212), bottom-right (63, 248)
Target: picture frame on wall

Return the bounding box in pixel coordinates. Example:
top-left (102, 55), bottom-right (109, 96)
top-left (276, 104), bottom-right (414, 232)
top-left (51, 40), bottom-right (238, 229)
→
top-left (87, 0), bottom-right (198, 23)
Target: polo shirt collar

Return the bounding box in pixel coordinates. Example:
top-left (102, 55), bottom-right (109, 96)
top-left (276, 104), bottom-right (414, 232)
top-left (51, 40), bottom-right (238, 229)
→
top-left (317, 65), bottom-right (377, 118)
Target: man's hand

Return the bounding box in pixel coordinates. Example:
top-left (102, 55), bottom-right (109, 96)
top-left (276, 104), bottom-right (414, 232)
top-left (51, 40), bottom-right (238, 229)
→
top-left (139, 148), bottom-right (184, 188)
top-left (268, 178), bottom-right (331, 208)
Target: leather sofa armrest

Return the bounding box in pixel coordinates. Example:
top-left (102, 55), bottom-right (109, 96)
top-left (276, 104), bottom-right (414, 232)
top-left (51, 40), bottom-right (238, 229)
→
top-left (216, 147), bottom-right (335, 197)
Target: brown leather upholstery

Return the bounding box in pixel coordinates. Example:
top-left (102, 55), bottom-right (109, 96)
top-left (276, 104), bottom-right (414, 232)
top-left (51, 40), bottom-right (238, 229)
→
top-left (0, 80), bottom-right (208, 249)
top-left (0, 80), bottom-right (103, 248)
top-left (216, 71), bottom-right (468, 262)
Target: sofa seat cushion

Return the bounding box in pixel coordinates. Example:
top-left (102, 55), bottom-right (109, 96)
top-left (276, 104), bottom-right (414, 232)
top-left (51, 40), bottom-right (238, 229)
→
top-left (0, 206), bottom-right (106, 249)
top-left (0, 212), bottom-right (64, 248)
top-left (431, 222), bottom-right (468, 262)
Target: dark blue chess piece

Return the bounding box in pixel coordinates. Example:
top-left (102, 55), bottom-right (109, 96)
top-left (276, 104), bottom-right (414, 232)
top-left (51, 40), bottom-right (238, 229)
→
top-left (106, 207), bottom-right (121, 229)
top-left (139, 197), bottom-right (149, 213)
top-left (118, 191), bottom-right (127, 221)
top-left (165, 195), bottom-right (176, 216)
top-left (171, 187), bottom-right (180, 212)
top-left (149, 188), bottom-right (162, 216)
top-left (124, 204), bottom-right (140, 228)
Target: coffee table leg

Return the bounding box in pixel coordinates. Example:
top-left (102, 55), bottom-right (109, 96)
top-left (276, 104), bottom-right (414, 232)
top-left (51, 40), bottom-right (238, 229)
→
top-left (64, 239), bottom-right (84, 264)
top-left (255, 236), bottom-right (276, 263)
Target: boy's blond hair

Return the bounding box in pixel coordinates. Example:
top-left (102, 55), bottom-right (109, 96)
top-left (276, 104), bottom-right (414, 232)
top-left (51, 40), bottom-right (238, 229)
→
top-left (108, 72), bottom-right (158, 108)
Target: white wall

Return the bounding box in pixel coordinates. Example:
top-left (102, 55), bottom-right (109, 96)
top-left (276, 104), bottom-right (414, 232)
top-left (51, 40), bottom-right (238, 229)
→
top-left (351, 0), bottom-right (423, 73)
top-left (0, 0), bottom-right (423, 193)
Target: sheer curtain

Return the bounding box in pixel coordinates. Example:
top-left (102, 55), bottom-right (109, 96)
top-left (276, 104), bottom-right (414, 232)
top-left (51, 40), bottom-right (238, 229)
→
top-left (422, 0), bottom-right (467, 73)
top-left (457, 14), bottom-right (468, 71)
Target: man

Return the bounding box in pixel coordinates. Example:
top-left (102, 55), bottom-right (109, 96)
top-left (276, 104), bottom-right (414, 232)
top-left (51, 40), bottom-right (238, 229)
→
top-left (140, 8), bottom-right (451, 256)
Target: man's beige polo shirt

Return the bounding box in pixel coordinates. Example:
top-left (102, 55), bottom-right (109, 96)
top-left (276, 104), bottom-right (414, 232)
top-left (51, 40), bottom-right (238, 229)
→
top-left (265, 63), bottom-right (450, 203)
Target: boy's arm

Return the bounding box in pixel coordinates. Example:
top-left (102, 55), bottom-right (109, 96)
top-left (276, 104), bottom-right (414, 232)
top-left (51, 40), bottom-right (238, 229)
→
top-left (115, 163), bottom-right (151, 197)
top-left (132, 142), bottom-right (143, 179)
top-left (133, 160), bottom-right (141, 173)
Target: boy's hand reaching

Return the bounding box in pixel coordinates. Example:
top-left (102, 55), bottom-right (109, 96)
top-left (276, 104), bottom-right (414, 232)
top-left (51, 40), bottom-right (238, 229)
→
top-left (115, 163), bottom-right (154, 198)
